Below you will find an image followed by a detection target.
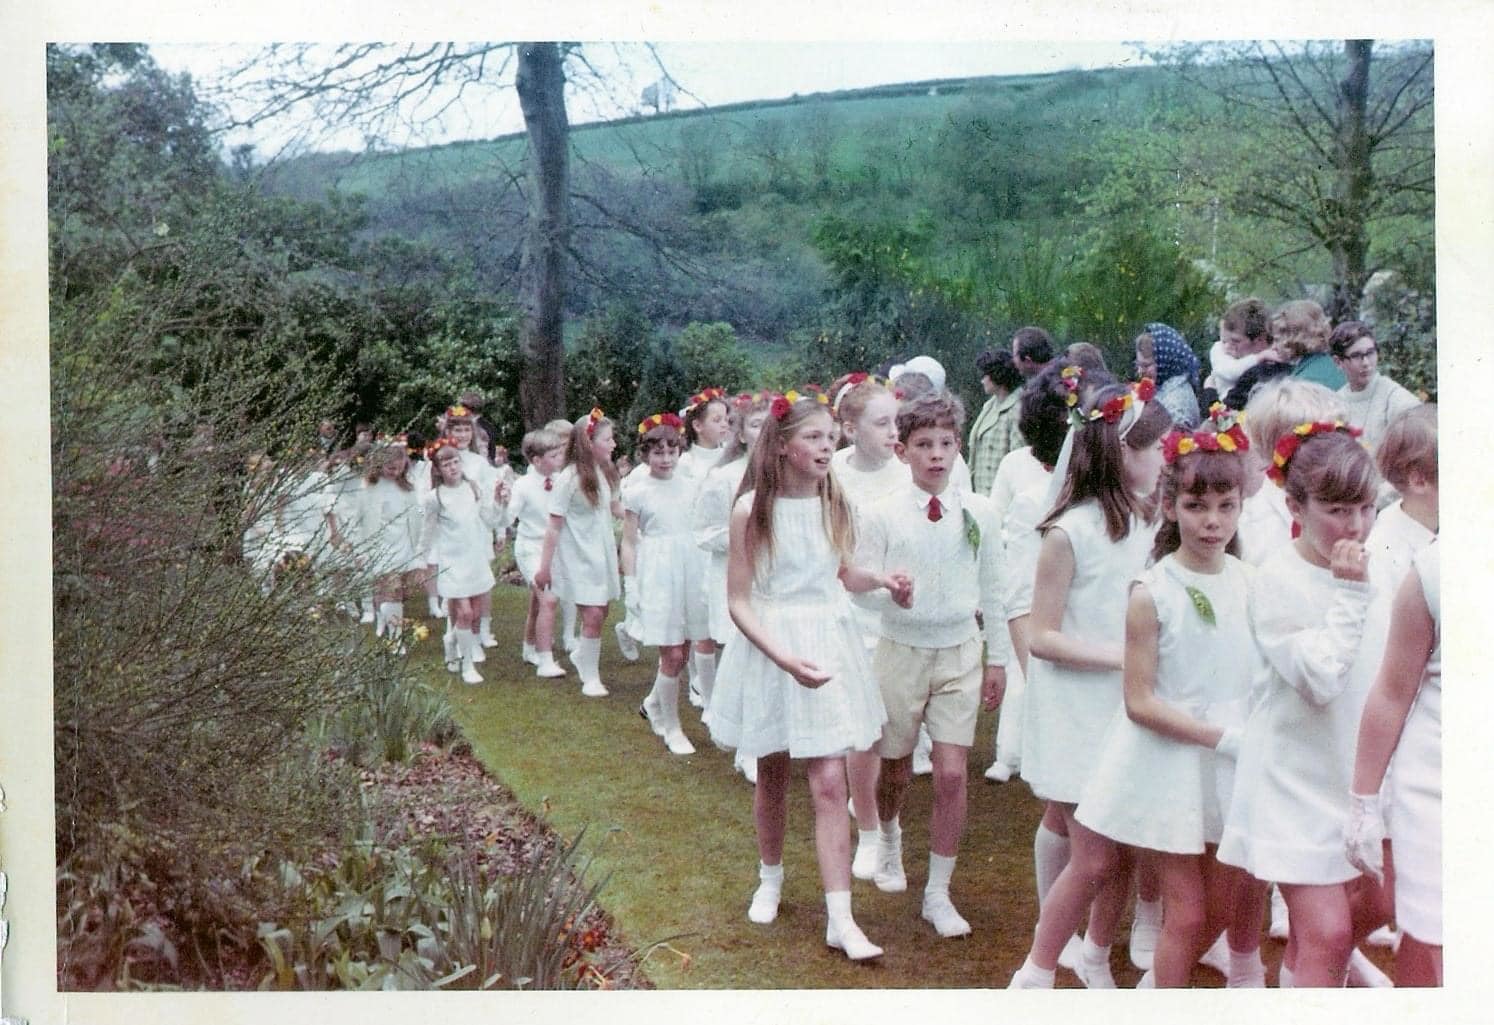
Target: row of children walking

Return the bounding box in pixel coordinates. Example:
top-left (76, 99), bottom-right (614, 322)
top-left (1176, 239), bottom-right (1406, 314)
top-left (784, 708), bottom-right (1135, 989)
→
top-left (262, 327), bottom-right (1437, 987)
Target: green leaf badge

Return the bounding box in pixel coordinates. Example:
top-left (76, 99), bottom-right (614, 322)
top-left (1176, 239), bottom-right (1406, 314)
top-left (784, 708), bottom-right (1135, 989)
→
top-left (1184, 585), bottom-right (1216, 626)
top-left (962, 507), bottom-right (981, 556)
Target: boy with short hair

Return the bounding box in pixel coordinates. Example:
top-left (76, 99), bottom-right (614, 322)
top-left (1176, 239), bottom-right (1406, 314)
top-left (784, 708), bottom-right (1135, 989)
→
top-left (508, 426), bottom-right (570, 678)
top-left (854, 392), bottom-right (1011, 937)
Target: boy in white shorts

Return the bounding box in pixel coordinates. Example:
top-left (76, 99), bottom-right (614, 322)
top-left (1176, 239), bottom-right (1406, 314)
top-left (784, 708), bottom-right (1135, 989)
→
top-left (854, 391), bottom-right (1010, 937)
top-left (508, 426), bottom-right (569, 678)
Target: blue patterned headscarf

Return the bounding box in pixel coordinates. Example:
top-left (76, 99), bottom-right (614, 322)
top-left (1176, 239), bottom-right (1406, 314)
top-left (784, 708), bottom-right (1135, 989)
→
top-left (1144, 322), bottom-right (1200, 388)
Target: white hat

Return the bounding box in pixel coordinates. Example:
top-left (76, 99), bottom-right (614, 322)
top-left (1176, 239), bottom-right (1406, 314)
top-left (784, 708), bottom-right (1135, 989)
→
top-left (889, 354), bottom-right (947, 392)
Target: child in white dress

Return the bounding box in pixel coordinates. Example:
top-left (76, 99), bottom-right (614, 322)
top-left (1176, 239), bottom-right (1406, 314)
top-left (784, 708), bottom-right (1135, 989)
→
top-left (624, 413), bottom-right (702, 755)
top-left (1216, 422), bottom-right (1391, 987)
top-left (534, 409), bottom-right (622, 697)
top-left (358, 440), bottom-right (423, 641)
top-left (1075, 408), bottom-right (1261, 987)
top-left (508, 425), bottom-right (569, 678)
top-left (444, 404), bottom-right (507, 651)
top-left (1008, 378), bottom-right (1172, 990)
top-left (1347, 540), bottom-right (1441, 986)
top-left (828, 371), bottom-right (910, 876)
top-left (676, 387), bottom-right (731, 708)
top-left (708, 391), bottom-right (910, 961)
top-left (419, 437), bottom-right (505, 684)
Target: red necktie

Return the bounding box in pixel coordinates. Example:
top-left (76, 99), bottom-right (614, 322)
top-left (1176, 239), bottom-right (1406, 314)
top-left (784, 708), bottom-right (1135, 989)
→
top-left (544, 477), bottom-right (554, 491)
top-left (927, 496), bottom-right (943, 523)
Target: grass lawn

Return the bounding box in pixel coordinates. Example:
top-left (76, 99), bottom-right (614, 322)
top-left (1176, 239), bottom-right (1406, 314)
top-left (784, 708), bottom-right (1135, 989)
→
top-left (417, 584), bottom-right (1380, 989)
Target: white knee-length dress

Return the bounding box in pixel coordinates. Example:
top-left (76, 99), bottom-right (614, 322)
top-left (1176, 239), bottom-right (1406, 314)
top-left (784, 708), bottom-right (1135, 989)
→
top-left (708, 493), bottom-right (887, 759)
top-left (1390, 542), bottom-right (1441, 943)
top-left (1020, 501), bottom-right (1155, 804)
top-left (691, 457), bottom-right (748, 643)
top-left (1076, 553), bottom-right (1257, 852)
top-left (419, 479), bottom-right (502, 599)
top-left (359, 477), bottom-right (424, 575)
top-left (625, 471), bottom-right (708, 646)
top-left (548, 466), bottom-right (621, 606)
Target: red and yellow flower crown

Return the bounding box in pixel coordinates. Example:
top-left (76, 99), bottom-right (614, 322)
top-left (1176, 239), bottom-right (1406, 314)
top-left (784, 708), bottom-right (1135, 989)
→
top-left (1067, 376), bottom-right (1155, 430)
top-left (427, 435), bottom-right (464, 458)
top-left (1163, 403), bottom-right (1251, 464)
top-left (445, 404), bottom-right (473, 420)
top-left (831, 372), bottom-right (891, 415)
top-left (1265, 419), bottom-right (1363, 487)
top-left (637, 411), bottom-right (685, 436)
top-left (769, 386), bottom-right (830, 421)
top-left (584, 407), bottom-right (606, 437)
top-left (685, 387), bottom-right (726, 413)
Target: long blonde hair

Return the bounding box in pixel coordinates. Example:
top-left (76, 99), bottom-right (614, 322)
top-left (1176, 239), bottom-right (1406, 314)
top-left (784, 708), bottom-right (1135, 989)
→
top-left (742, 399), bottom-right (854, 571)
top-left (567, 412), bottom-right (619, 507)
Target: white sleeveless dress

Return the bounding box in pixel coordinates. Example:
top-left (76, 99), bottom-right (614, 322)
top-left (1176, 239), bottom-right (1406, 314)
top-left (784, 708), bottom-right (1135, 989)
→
top-left (708, 493), bottom-right (887, 759)
top-left (1391, 541), bottom-right (1440, 943)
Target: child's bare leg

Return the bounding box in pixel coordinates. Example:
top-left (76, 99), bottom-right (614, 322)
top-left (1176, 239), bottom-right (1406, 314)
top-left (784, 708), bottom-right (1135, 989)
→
top-left (1280, 882), bottom-right (1353, 986)
top-left (1153, 852), bottom-right (1208, 986)
top-left (1396, 934), bottom-right (1441, 987)
top-left (1030, 810), bottom-right (1120, 970)
top-left (523, 590), bottom-right (540, 646)
top-left (846, 749), bottom-right (880, 831)
top-left (806, 756), bottom-right (852, 892)
top-left (754, 752), bottom-right (790, 866)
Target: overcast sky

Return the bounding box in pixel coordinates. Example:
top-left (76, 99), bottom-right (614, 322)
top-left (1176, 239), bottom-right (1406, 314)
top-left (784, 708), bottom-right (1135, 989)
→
top-left (149, 40), bottom-right (1148, 157)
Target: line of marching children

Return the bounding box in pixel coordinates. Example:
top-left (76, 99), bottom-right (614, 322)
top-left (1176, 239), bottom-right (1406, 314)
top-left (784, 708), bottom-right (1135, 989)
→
top-left (252, 336), bottom-right (1438, 988)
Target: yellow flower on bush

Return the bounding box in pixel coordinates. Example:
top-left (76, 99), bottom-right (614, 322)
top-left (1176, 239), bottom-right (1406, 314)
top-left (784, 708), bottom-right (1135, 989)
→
top-left (412, 624), bottom-right (430, 642)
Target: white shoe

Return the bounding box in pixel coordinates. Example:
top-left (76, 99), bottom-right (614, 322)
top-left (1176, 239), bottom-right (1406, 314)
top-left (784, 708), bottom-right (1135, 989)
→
top-left (1129, 904), bottom-right (1161, 971)
top-left (613, 621), bottom-right (639, 661)
top-left (580, 679), bottom-right (608, 698)
top-left (983, 761), bottom-right (1012, 783)
top-left (522, 645), bottom-right (540, 666)
top-left (1269, 885), bottom-right (1289, 940)
top-left (479, 633), bottom-right (498, 649)
top-left (1074, 952), bottom-right (1117, 989)
top-left (1008, 964), bottom-right (1054, 989)
top-left (1057, 933), bottom-right (1083, 971)
top-left (359, 609), bottom-right (376, 625)
top-left (873, 842), bottom-right (906, 893)
top-left (1228, 958), bottom-right (1267, 989)
top-left (1135, 968), bottom-right (1156, 989)
top-left (535, 658), bottom-right (566, 679)
top-left (737, 753), bottom-right (758, 785)
top-left (470, 644), bottom-right (486, 664)
top-left (1366, 925), bottom-right (1399, 949)
top-left (461, 664), bottom-right (483, 685)
top-left (1346, 947), bottom-right (1393, 988)
top-left (1198, 932), bottom-right (1230, 975)
top-left (748, 883), bottom-right (781, 924)
top-left (921, 891), bottom-right (972, 938)
top-left (663, 727), bottom-right (696, 756)
top-left (825, 918), bottom-right (883, 961)
top-left (851, 837), bottom-right (879, 881)
top-left (428, 597), bottom-right (444, 618)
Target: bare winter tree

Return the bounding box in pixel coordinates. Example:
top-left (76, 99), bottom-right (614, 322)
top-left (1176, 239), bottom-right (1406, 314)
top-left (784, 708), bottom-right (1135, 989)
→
top-left (213, 41), bottom-right (700, 426)
top-left (1153, 39), bottom-right (1433, 320)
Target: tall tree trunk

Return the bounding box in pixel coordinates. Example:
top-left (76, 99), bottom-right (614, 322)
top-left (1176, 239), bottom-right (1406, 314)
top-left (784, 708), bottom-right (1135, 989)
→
top-left (515, 42), bottom-right (569, 427)
top-left (1328, 39), bottom-right (1373, 322)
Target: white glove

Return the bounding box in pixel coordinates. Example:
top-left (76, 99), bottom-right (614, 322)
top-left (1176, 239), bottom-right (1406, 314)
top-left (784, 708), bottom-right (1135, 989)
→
top-left (1213, 726), bottom-right (1242, 760)
top-left (1343, 791), bottom-right (1386, 885)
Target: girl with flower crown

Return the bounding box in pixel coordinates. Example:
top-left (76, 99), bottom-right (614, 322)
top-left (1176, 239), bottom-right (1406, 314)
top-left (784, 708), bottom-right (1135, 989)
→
top-left (534, 409), bottom-right (623, 697)
top-left (443, 404), bottom-right (508, 650)
top-left (1216, 422), bottom-right (1392, 987)
top-left (670, 387), bottom-right (732, 712)
top-left (707, 389), bottom-right (910, 961)
top-left (358, 438), bottom-right (424, 642)
top-left (419, 437), bottom-right (507, 685)
top-left (691, 390), bottom-right (773, 779)
top-left (624, 413), bottom-right (703, 756)
top-left (826, 371), bottom-right (910, 876)
top-left (1007, 379), bottom-right (1173, 990)
top-left (1072, 408), bottom-right (1265, 987)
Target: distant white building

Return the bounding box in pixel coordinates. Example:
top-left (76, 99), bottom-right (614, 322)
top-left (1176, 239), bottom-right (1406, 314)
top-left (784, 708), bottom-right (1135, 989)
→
top-left (641, 78), bottom-right (678, 115)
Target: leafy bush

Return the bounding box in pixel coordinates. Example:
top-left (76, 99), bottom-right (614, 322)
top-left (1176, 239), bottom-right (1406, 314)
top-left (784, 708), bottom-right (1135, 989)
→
top-left (672, 321), bottom-right (754, 394)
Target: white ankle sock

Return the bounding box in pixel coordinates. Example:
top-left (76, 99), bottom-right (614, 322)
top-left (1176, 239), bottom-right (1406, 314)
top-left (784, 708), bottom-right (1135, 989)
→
top-left (1020, 955), bottom-right (1056, 987)
top-left (1278, 962), bottom-right (1294, 988)
top-left (879, 817), bottom-right (901, 843)
top-left (1134, 897), bottom-right (1162, 928)
top-left (522, 641), bottom-right (537, 660)
top-left (824, 889), bottom-right (853, 923)
top-left (857, 828), bottom-right (879, 849)
top-left (926, 852), bottom-right (956, 893)
top-left (1230, 945), bottom-right (1264, 979)
top-left (759, 861), bottom-right (783, 885)
top-left (1034, 824), bottom-right (1069, 905)
top-left (1081, 935), bottom-right (1111, 965)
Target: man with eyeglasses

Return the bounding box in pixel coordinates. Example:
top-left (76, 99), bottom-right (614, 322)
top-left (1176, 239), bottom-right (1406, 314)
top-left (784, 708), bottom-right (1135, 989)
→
top-left (1331, 321), bottom-right (1421, 449)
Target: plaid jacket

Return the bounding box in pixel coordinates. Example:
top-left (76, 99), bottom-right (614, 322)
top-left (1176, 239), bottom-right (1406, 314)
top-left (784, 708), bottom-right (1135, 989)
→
top-left (967, 391), bottom-right (1022, 496)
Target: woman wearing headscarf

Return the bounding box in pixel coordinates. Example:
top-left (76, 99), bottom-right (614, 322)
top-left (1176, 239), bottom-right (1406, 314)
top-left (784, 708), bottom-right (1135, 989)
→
top-left (1134, 322), bottom-right (1202, 427)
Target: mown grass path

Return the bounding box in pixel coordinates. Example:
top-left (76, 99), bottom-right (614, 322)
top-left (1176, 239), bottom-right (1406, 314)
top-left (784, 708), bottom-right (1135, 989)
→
top-left (422, 586), bottom-right (1287, 989)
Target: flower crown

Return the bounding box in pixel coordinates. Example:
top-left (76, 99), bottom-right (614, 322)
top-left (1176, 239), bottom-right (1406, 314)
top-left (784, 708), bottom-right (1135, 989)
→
top-left (1163, 404), bottom-right (1251, 463)
top-left (685, 387), bottom-right (726, 413)
top-left (637, 411), bottom-right (685, 436)
top-left (427, 435), bottom-right (464, 458)
top-left (584, 407), bottom-right (606, 437)
top-left (831, 372), bottom-right (891, 415)
top-left (1266, 419), bottom-right (1363, 487)
top-left (769, 387), bottom-right (830, 421)
top-left (1067, 377), bottom-right (1155, 431)
top-left (445, 404), bottom-right (472, 420)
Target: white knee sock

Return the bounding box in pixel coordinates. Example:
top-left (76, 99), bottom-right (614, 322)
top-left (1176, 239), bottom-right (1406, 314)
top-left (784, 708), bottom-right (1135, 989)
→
top-left (562, 601), bottom-right (578, 640)
top-left (1034, 823), bottom-right (1070, 905)
top-left (378, 601), bottom-right (403, 636)
top-left (574, 636), bottom-right (602, 684)
top-left (478, 614), bottom-right (493, 639)
top-left (694, 651), bottom-right (717, 703)
top-left (653, 671), bottom-right (680, 723)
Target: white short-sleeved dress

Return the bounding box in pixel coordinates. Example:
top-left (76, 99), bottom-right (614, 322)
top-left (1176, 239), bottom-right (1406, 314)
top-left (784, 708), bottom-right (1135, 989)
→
top-left (419, 480), bottom-right (502, 599)
top-left (280, 468), bottom-right (331, 556)
top-left (1076, 554), bottom-right (1257, 852)
top-left (1391, 542), bottom-right (1441, 943)
top-left (1217, 546), bottom-right (1375, 884)
top-left (507, 468), bottom-right (554, 584)
top-left (548, 466), bottom-right (621, 606)
top-left (625, 472), bottom-right (708, 645)
top-left (359, 478), bottom-right (424, 575)
top-left (831, 448), bottom-right (912, 646)
top-left (677, 446), bottom-right (726, 626)
top-left (1020, 501), bottom-right (1155, 804)
top-left (708, 493), bottom-right (887, 759)
top-left (991, 462), bottom-right (1054, 768)
top-left (693, 457), bottom-right (749, 643)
